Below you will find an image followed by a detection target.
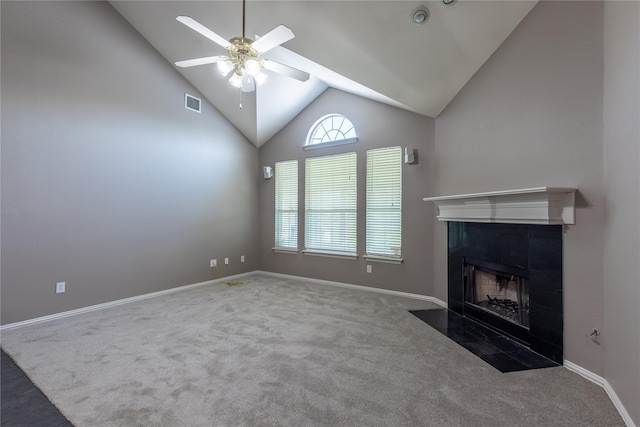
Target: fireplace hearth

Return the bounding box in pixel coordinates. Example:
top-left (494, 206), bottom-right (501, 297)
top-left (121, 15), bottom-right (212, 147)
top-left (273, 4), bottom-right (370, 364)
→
top-left (448, 222), bottom-right (564, 364)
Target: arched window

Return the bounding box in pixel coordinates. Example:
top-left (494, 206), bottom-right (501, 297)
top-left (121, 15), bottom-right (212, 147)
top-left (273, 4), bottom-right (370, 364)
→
top-left (305, 114), bottom-right (358, 149)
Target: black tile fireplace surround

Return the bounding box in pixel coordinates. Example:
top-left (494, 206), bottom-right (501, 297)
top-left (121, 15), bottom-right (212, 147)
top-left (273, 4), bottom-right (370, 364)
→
top-left (448, 222), bottom-right (564, 364)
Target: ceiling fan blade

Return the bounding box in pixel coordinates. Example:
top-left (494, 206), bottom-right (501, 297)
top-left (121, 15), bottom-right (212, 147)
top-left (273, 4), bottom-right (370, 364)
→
top-left (242, 74), bottom-right (256, 93)
top-left (262, 60), bottom-right (310, 82)
top-left (251, 25), bottom-right (295, 54)
top-left (175, 55), bottom-right (227, 68)
top-left (176, 16), bottom-right (231, 49)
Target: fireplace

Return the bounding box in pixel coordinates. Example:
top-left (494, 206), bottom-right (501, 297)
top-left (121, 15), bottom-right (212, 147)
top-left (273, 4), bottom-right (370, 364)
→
top-left (448, 222), bottom-right (564, 363)
top-left (424, 188), bottom-right (575, 365)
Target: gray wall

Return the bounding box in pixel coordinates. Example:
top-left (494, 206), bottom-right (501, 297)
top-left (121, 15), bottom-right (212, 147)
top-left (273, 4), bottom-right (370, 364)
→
top-left (259, 89), bottom-right (436, 296)
top-left (603, 1), bottom-right (640, 424)
top-left (433, 1), bottom-right (606, 375)
top-left (1, 1), bottom-right (259, 325)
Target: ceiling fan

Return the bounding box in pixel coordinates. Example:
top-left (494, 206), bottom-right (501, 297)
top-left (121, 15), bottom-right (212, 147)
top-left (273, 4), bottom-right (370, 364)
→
top-left (174, 0), bottom-right (310, 93)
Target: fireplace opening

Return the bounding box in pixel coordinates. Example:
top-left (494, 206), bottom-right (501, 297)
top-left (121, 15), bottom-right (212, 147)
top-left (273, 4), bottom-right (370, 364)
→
top-left (463, 257), bottom-right (530, 343)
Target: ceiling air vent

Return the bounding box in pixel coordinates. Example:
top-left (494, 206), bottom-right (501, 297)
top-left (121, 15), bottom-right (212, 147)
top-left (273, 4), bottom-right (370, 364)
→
top-left (185, 94), bottom-right (201, 113)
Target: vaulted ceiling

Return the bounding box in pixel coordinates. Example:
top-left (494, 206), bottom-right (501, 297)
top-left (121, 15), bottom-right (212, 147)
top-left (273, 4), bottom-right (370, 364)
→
top-left (110, 1), bottom-right (537, 147)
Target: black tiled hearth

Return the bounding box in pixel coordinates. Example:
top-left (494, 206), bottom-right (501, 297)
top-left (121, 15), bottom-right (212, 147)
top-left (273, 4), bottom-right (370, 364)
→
top-left (410, 309), bottom-right (559, 373)
top-left (1, 349), bottom-right (73, 427)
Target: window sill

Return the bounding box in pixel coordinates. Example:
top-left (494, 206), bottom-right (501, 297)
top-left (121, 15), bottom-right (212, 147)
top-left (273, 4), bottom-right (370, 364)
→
top-left (272, 247), bottom-right (299, 254)
top-left (302, 250), bottom-right (358, 260)
top-left (363, 254), bottom-right (403, 264)
top-left (303, 137), bottom-right (358, 151)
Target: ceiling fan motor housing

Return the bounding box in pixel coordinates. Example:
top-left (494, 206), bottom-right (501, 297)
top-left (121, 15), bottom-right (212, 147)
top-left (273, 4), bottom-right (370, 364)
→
top-left (228, 37), bottom-right (260, 75)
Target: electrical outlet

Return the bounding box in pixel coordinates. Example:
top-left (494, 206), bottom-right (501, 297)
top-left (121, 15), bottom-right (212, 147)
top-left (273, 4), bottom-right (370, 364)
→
top-left (224, 258), bottom-right (229, 265)
top-left (210, 259), bottom-right (217, 268)
top-left (366, 265), bottom-right (372, 273)
top-left (56, 282), bottom-right (66, 294)
top-left (241, 255), bottom-right (245, 263)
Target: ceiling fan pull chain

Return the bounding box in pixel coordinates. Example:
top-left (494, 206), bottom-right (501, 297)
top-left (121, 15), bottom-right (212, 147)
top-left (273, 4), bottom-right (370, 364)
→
top-left (239, 90), bottom-right (243, 109)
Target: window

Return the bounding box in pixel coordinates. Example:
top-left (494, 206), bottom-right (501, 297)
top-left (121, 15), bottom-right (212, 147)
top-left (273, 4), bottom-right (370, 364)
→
top-left (275, 160), bottom-right (298, 250)
top-left (305, 152), bottom-right (357, 256)
top-left (366, 147), bottom-right (402, 259)
top-left (305, 114), bottom-right (358, 149)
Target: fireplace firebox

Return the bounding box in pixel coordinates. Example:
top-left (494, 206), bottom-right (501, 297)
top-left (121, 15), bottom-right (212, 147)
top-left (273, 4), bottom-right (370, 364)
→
top-left (464, 258), bottom-right (530, 344)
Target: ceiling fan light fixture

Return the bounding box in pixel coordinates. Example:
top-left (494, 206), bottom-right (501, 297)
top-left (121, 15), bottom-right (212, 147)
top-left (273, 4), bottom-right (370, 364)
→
top-left (254, 71), bottom-right (267, 86)
top-left (244, 59), bottom-right (261, 76)
top-left (229, 71), bottom-right (243, 88)
top-left (217, 60), bottom-right (234, 77)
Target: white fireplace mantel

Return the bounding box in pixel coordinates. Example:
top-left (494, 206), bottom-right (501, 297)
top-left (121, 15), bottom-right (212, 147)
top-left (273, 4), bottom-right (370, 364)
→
top-left (423, 187), bottom-right (577, 225)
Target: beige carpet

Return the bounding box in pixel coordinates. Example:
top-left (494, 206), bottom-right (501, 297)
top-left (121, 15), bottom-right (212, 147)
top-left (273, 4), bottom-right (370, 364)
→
top-left (1, 274), bottom-right (624, 426)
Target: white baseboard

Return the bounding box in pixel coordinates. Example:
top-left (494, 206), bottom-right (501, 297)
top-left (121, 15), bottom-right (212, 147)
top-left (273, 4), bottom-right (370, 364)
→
top-left (255, 270), bottom-right (448, 308)
top-left (0, 272), bottom-right (255, 332)
top-left (564, 360), bottom-right (636, 427)
top-left (1, 270), bottom-right (445, 331)
top-left (563, 360), bottom-right (606, 387)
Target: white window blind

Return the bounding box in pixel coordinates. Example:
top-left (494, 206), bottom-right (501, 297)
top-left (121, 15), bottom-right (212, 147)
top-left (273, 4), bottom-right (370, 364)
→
top-left (305, 152), bottom-right (357, 255)
top-left (275, 160), bottom-right (298, 249)
top-left (366, 147), bottom-right (402, 257)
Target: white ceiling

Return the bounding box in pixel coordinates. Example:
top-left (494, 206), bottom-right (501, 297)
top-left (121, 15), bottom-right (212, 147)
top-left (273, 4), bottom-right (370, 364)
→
top-left (110, 1), bottom-right (537, 147)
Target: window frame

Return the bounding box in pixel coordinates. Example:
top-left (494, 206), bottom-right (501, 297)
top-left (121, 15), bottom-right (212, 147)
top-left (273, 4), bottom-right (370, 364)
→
top-left (365, 146), bottom-right (403, 264)
top-left (304, 114), bottom-right (358, 150)
top-left (273, 159), bottom-right (299, 252)
top-left (303, 152), bottom-right (358, 258)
